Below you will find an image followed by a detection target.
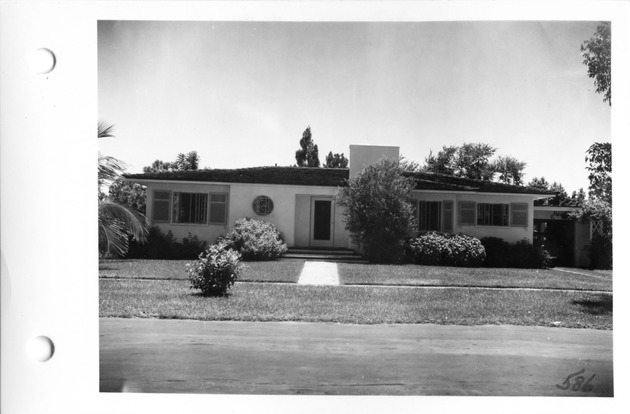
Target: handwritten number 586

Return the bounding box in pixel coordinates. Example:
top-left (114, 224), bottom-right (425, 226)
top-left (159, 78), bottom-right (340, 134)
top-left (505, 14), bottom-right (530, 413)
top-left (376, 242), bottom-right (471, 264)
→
top-left (556, 369), bottom-right (596, 392)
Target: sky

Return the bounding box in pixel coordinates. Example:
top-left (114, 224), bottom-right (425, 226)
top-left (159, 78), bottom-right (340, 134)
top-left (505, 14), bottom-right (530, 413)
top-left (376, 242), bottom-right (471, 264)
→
top-left (98, 20), bottom-right (611, 194)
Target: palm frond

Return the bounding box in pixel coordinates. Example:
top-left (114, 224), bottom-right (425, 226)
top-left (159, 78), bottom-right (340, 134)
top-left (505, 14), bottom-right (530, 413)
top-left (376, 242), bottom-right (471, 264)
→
top-left (98, 121), bottom-right (115, 139)
top-left (98, 152), bottom-right (129, 190)
top-left (98, 217), bottom-right (130, 258)
top-left (99, 199), bottom-right (149, 244)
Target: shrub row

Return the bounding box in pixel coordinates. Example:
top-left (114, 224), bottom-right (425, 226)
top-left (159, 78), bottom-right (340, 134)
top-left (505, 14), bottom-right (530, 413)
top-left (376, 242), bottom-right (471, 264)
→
top-left (128, 218), bottom-right (288, 262)
top-left (404, 233), bottom-right (551, 269)
top-left (405, 232), bottom-right (486, 267)
top-left (588, 233), bottom-right (612, 270)
top-left (127, 227), bottom-right (207, 260)
top-left (480, 237), bottom-right (552, 269)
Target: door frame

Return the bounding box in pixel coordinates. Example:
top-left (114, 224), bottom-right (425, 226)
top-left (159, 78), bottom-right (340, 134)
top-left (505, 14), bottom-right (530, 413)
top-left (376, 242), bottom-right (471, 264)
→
top-left (309, 196), bottom-right (334, 248)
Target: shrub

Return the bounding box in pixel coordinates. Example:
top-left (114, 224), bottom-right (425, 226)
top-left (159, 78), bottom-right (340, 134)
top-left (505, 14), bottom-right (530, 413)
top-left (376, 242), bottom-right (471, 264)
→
top-left (218, 218), bottom-right (288, 261)
top-left (405, 232), bottom-right (486, 267)
top-left (187, 243), bottom-right (241, 296)
top-left (127, 227), bottom-right (207, 260)
top-left (334, 158), bottom-right (417, 263)
top-left (588, 233), bottom-right (612, 269)
top-left (481, 237), bottom-right (552, 268)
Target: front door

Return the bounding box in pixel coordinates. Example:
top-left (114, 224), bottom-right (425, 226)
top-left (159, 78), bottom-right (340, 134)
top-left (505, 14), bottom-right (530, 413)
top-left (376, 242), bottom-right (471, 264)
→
top-left (310, 197), bottom-right (334, 248)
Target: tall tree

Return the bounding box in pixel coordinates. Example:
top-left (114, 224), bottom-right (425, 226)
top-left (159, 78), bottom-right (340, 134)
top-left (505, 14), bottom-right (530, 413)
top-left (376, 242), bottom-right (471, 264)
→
top-left (585, 142), bottom-right (612, 204)
top-left (529, 177), bottom-right (573, 207)
top-left (323, 151), bottom-right (349, 168)
top-left (454, 143), bottom-right (497, 181)
top-left (295, 126), bottom-right (320, 167)
top-left (143, 151), bottom-right (201, 173)
top-left (527, 176), bottom-right (550, 191)
top-left (569, 188), bottom-right (587, 206)
top-left (581, 22), bottom-right (611, 105)
top-left (424, 146), bottom-right (457, 175)
top-left (548, 182), bottom-right (570, 206)
top-left (98, 122), bottom-right (148, 258)
top-left (493, 155), bottom-right (526, 185)
top-left (108, 178), bottom-right (147, 215)
top-left (334, 158), bottom-right (417, 263)
top-left (424, 143), bottom-right (526, 183)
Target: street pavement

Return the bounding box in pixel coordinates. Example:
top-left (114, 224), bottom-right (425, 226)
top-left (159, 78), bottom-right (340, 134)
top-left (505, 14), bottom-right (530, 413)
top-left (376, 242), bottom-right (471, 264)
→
top-left (100, 318), bottom-right (613, 396)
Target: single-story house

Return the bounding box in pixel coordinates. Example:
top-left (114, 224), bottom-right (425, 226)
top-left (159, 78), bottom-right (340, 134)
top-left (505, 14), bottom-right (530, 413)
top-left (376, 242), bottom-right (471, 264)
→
top-left (126, 145), bottom-right (562, 256)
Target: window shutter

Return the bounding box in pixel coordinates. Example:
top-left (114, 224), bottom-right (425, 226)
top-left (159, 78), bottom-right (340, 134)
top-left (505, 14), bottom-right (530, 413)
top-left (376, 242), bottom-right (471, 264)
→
top-left (443, 200), bottom-right (454, 232)
top-left (459, 201), bottom-right (476, 225)
top-left (152, 191), bottom-right (171, 222)
top-left (510, 203), bottom-right (528, 227)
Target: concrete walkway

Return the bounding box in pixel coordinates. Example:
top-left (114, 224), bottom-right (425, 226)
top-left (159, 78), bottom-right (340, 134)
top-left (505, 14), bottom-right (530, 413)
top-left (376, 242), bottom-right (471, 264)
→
top-left (297, 261), bottom-right (339, 285)
top-left (100, 318), bottom-right (613, 396)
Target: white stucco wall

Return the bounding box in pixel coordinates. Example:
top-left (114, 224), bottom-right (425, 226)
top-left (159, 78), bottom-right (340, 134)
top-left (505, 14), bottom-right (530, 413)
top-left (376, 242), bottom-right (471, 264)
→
top-left (142, 180), bottom-right (350, 248)
top-left (412, 190), bottom-right (537, 243)
top-left (140, 179), bottom-right (538, 250)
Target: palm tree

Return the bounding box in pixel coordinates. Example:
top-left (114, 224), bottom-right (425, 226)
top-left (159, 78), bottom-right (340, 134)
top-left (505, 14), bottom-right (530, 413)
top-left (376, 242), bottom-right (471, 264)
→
top-left (98, 122), bottom-right (148, 257)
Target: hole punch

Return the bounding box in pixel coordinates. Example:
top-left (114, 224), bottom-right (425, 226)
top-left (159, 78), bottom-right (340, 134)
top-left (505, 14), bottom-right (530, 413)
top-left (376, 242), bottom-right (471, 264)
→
top-left (31, 48), bottom-right (56, 75)
top-left (27, 336), bottom-right (55, 362)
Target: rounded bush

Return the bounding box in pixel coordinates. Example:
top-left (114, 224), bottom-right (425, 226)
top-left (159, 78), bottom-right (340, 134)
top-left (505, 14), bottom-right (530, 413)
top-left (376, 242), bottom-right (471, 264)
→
top-left (186, 243), bottom-right (241, 296)
top-left (405, 232), bottom-right (486, 267)
top-left (481, 237), bottom-right (552, 269)
top-left (219, 218), bottom-right (288, 261)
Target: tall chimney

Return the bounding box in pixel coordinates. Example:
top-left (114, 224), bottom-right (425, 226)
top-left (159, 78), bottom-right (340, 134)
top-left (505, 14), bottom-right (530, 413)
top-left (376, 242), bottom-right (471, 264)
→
top-left (349, 145), bottom-right (400, 178)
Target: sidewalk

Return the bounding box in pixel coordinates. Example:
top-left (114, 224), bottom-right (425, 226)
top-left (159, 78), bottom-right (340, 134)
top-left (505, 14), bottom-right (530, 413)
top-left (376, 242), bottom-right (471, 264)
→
top-left (297, 261), bottom-right (339, 285)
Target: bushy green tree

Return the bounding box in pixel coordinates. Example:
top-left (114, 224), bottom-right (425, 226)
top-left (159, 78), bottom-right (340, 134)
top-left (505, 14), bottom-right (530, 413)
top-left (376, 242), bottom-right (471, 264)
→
top-left (424, 145), bottom-right (458, 175)
top-left (295, 126), bottom-right (320, 167)
top-left (454, 143), bottom-right (497, 181)
top-left (581, 22), bottom-right (611, 105)
top-left (334, 158), bottom-right (417, 263)
top-left (108, 178), bottom-right (147, 215)
top-left (424, 142), bottom-right (526, 183)
top-left (143, 151), bottom-right (201, 173)
top-left (529, 177), bottom-right (573, 207)
top-left (323, 151), bottom-right (349, 168)
top-left (493, 155), bottom-right (526, 185)
top-left (585, 142), bottom-right (612, 204)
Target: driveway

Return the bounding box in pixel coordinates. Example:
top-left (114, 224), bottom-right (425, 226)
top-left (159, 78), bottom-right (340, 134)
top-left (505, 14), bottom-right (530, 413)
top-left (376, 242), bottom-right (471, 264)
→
top-left (100, 318), bottom-right (613, 396)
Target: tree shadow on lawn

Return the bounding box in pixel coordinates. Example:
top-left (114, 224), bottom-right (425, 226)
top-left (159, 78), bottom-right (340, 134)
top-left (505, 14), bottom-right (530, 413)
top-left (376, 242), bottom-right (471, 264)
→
top-left (190, 291), bottom-right (233, 299)
top-left (572, 294), bottom-right (612, 315)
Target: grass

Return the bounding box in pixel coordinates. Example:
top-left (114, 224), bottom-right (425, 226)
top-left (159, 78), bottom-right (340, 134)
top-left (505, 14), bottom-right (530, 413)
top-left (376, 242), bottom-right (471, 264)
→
top-left (100, 259), bottom-right (612, 291)
top-left (338, 264), bottom-right (612, 292)
top-left (99, 259), bottom-right (304, 283)
top-left (99, 259), bottom-right (613, 329)
top-left (100, 278), bottom-right (612, 329)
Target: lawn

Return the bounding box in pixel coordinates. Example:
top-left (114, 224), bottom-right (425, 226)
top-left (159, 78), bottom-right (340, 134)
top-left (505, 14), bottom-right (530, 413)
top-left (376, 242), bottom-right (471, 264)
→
top-left (338, 264), bottom-right (612, 292)
top-left (99, 259), bottom-right (613, 329)
top-left (99, 278), bottom-right (612, 329)
top-left (100, 259), bottom-right (612, 292)
top-left (99, 259), bottom-right (304, 283)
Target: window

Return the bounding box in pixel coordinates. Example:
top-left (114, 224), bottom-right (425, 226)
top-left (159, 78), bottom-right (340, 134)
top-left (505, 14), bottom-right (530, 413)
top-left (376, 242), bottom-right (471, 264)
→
top-left (459, 201), bottom-right (476, 225)
top-left (253, 195), bottom-right (274, 216)
top-left (173, 192), bottom-right (208, 224)
top-left (209, 193), bottom-right (228, 224)
top-left (152, 191), bottom-right (171, 222)
top-left (415, 200), bottom-right (442, 231)
top-left (442, 200), bottom-right (454, 232)
top-left (477, 203), bottom-right (509, 226)
top-left (510, 203), bottom-right (528, 227)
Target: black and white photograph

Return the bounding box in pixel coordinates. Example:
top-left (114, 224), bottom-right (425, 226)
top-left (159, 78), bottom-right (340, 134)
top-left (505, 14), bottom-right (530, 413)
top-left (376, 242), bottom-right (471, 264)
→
top-left (1, 2), bottom-right (628, 413)
top-left (97, 19), bottom-right (613, 396)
